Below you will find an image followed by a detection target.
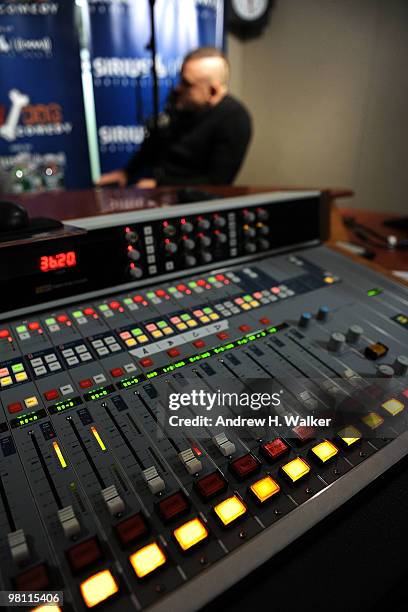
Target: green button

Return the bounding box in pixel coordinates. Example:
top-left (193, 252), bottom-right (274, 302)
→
top-left (72, 311), bottom-right (83, 318)
top-left (99, 304), bottom-right (109, 312)
top-left (188, 281), bottom-right (197, 288)
top-left (157, 320), bottom-right (167, 329)
top-left (168, 287), bottom-right (177, 293)
top-left (132, 328), bottom-right (143, 336)
top-left (244, 295), bottom-right (252, 302)
top-left (181, 314), bottom-right (190, 322)
top-left (203, 307), bottom-right (212, 314)
top-left (208, 276), bottom-right (216, 283)
top-left (123, 298), bottom-right (132, 305)
top-left (16, 325), bottom-right (27, 333)
top-left (146, 292), bottom-right (155, 299)
top-left (45, 318), bottom-right (56, 325)
top-left (12, 363), bottom-right (24, 374)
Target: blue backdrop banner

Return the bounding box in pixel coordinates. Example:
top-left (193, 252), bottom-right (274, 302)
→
top-left (0, 0), bottom-right (92, 192)
top-left (88, 0), bottom-right (225, 174)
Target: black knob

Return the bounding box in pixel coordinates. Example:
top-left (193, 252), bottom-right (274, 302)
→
top-left (215, 232), bottom-right (227, 243)
top-left (128, 249), bottom-right (141, 261)
top-left (257, 208), bottom-right (269, 221)
top-left (244, 226), bottom-right (256, 239)
top-left (125, 231), bottom-right (138, 243)
top-left (185, 255), bottom-right (197, 267)
top-left (243, 210), bottom-right (256, 223)
top-left (163, 224), bottom-right (176, 237)
top-left (258, 239), bottom-right (270, 250)
top-left (245, 242), bottom-right (257, 254)
top-left (257, 223), bottom-right (269, 236)
top-left (197, 218), bottom-right (210, 230)
top-left (201, 251), bottom-right (213, 264)
top-left (165, 241), bottom-right (178, 255)
top-left (181, 221), bottom-right (194, 233)
top-left (198, 234), bottom-right (211, 247)
top-left (214, 215), bottom-right (226, 228)
top-left (183, 238), bottom-right (195, 251)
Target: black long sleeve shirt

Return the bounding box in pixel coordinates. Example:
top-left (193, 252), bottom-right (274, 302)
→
top-left (124, 95), bottom-right (252, 186)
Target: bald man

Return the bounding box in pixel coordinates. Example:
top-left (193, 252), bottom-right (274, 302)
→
top-left (96, 47), bottom-right (252, 188)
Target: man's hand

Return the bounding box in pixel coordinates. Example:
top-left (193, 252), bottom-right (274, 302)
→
top-left (136, 178), bottom-right (158, 189)
top-left (95, 170), bottom-right (127, 187)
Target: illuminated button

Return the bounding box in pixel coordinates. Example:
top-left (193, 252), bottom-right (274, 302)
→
top-left (210, 313), bottom-right (220, 320)
top-left (200, 316), bottom-right (210, 324)
top-left (324, 276), bottom-right (334, 284)
top-left (129, 542), bottom-right (166, 579)
top-left (24, 396), bottom-right (38, 409)
top-left (194, 470), bottom-right (228, 501)
top-left (31, 606), bottom-right (61, 612)
top-left (137, 335), bottom-right (149, 343)
top-left (156, 289), bottom-right (166, 298)
top-left (382, 398), bottom-right (404, 416)
top-left (157, 490), bottom-right (190, 523)
top-left (229, 453), bottom-right (261, 481)
top-left (15, 372), bottom-right (28, 383)
top-left (126, 338), bottom-right (137, 347)
top-left (187, 319), bottom-right (198, 327)
top-left (271, 287), bottom-right (280, 294)
top-left (66, 537), bottom-right (103, 574)
top-left (239, 324), bottom-right (252, 333)
top-left (162, 326), bottom-right (173, 335)
top-left (362, 412), bottom-right (384, 429)
top-left (173, 518), bottom-right (208, 552)
top-left (176, 323), bottom-right (188, 331)
top-left (44, 389), bottom-right (59, 401)
top-left (217, 332), bottom-right (229, 340)
top-left (132, 327), bottom-right (143, 336)
top-left (213, 495), bottom-right (247, 527)
top-left (28, 322), bottom-right (40, 331)
top-left (12, 363), bottom-right (24, 374)
top-left (193, 340), bottom-right (206, 349)
top-left (167, 348), bottom-right (180, 358)
top-left (80, 569), bottom-right (119, 608)
top-left (57, 314), bottom-right (68, 323)
top-left (170, 316), bottom-right (181, 324)
top-left (120, 331), bottom-right (131, 340)
top-left (109, 301), bottom-right (121, 310)
top-left (14, 563), bottom-right (50, 590)
top-left (364, 342), bottom-right (388, 360)
top-left (260, 317), bottom-right (270, 325)
top-left (146, 323), bottom-right (157, 332)
top-left (249, 476), bottom-right (280, 504)
top-left (115, 512), bottom-right (148, 547)
top-left (79, 379), bottom-right (93, 389)
top-left (0, 329), bottom-right (10, 338)
top-left (0, 367), bottom-right (9, 377)
top-left (139, 358), bottom-right (153, 368)
top-left (0, 376), bottom-right (12, 387)
top-left (337, 426), bottom-right (362, 448)
top-left (133, 294), bottom-right (144, 303)
top-left (241, 303), bottom-right (251, 311)
top-left (8, 402), bottom-right (22, 414)
top-left (110, 368), bottom-right (124, 378)
top-left (281, 457), bottom-right (311, 484)
top-left (260, 438), bottom-right (289, 462)
top-left (250, 301), bottom-right (260, 308)
top-left (84, 308), bottom-right (95, 316)
top-left (151, 330), bottom-right (163, 339)
top-left (310, 440), bottom-right (339, 465)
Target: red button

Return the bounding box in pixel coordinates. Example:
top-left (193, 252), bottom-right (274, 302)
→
top-left (28, 322), bottom-right (40, 331)
top-left (133, 294), bottom-right (144, 303)
top-left (292, 425), bottom-right (315, 444)
top-left (66, 537), bottom-right (103, 574)
top-left (79, 379), bottom-right (93, 389)
top-left (0, 329), bottom-right (10, 338)
top-left (239, 325), bottom-right (251, 333)
top-left (193, 340), bottom-right (206, 348)
top-left (215, 274), bottom-right (225, 281)
top-left (260, 318), bottom-right (270, 325)
top-left (197, 279), bottom-right (206, 287)
top-left (8, 402), bottom-right (22, 414)
top-left (110, 368), bottom-right (124, 378)
top-left (167, 348), bottom-right (180, 358)
top-left (14, 564), bottom-right (50, 590)
top-left (44, 389), bottom-right (59, 401)
top-left (260, 438), bottom-right (290, 462)
top-left (229, 453), bottom-right (261, 481)
top-left (109, 301), bottom-right (121, 310)
top-left (57, 314), bottom-right (68, 323)
top-left (115, 513), bottom-right (148, 546)
top-left (83, 308), bottom-right (94, 316)
top-left (194, 470), bottom-right (228, 501)
top-left (139, 358), bottom-right (153, 368)
top-left (177, 284), bottom-right (187, 292)
top-left (157, 491), bottom-right (190, 523)
top-left (217, 332), bottom-right (229, 340)
top-left (403, 389), bottom-right (408, 398)
top-left (156, 289), bottom-right (166, 297)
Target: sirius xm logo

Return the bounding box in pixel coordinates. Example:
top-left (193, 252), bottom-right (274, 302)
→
top-left (0, 89), bottom-right (72, 142)
top-left (0, 34), bottom-right (52, 56)
top-left (0, 2), bottom-right (58, 16)
top-left (99, 125), bottom-right (144, 152)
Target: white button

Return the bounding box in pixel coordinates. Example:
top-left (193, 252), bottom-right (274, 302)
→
top-left (109, 344), bottom-right (121, 352)
top-left (45, 354), bottom-right (57, 363)
top-left (60, 385), bottom-right (74, 396)
top-left (97, 347), bottom-right (109, 356)
top-left (62, 349), bottom-right (74, 358)
top-left (76, 345), bottom-right (87, 354)
top-left (80, 353), bottom-right (92, 361)
top-left (49, 362), bottom-right (62, 371)
top-left (105, 336), bottom-right (115, 345)
top-left (31, 358), bottom-right (43, 367)
top-left (66, 357), bottom-right (79, 366)
top-left (92, 340), bottom-right (104, 348)
top-left (34, 366), bottom-right (47, 376)
top-left (93, 374), bottom-right (106, 384)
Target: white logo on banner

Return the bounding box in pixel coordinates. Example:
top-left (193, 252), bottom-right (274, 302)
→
top-left (0, 34), bottom-right (52, 55)
top-left (0, 35), bottom-right (11, 52)
top-left (99, 125), bottom-right (144, 150)
top-left (0, 3), bottom-right (58, 16)
top-left (0, 89), bottom-right (30, 142)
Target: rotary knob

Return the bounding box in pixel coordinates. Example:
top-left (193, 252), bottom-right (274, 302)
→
top-left (243, 210), bottom-right (256, 223)
top-left (377, 365), bottom-right (394, 378)
top-left (197, 218), bottom-right (210, 230)
top-left (165, 241), bottom-right (178, 255)
top-left (245, 242), bottom-right (257, 254)
top-left (183, 238), bottom-right (195, 251)
top-left (201, 251), bottom-right (213, 264)
top-left (184, 255), bottom-right (197, 267)
top-left (393, 355), bottom-right (408, 376)
top-left (317, 306), bottom-right (330, 322)
top-left (125, 231), bottom-right (138, 243)
top-left (328, 332), bottom-right (345, 352)
top-left (198, 234), bottom-right (211, 247)
top-left (128, 249), bottom-right (141, 262)
top-left (298, 312), bottom-right (312, 328)
top-left (256, 223), bottom-right (269, 236)
top-left (213, 215), bottom-right (226, 228)
top-left (129, 266), bottom-right (143, 279)
top-left (257, 208), bottom-right (269, 221)
top-left (215, 232), bottom-right (228, 244)
top-left (346, 325), bottom-right (363, 344)
top-left (243, 226), bottom-right (256, 239)
top-left (258, 238), bottom-right (270, 250)
top-left (181, 221), bottom-right (194, 233)
top-left (163, 224), bottom-right (176, 237)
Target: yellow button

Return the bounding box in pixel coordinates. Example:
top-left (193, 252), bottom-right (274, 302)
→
top-left (80, 569), bottom-right (119, 608)
top-left (15, 371), bottom-right (28, 382)
top-left (24, 396), bottom-right (38, 409)
top-left (126, 338), bottom-right (137, 347)
top-left (137, 335), bottom-right (149, 343)
top-left (250, 476), bottom-right (280, 503)
top-left (31, 607), bottom-right (62, 612)
top-left (324, 276), bottom-right (334, 284)
top-left (210, 313), bottom-right (220, 320)
top-left (382, 398), bottom-right (404, 416)
top-left (129, 542), bottom-right (166, 578)
top-left (200, 316), bottom-right (210, 324)
top-left (362, 412), bottom-right (384, 429)
top-left (281, 457), bottom-right (310, 483)
top-left (177, 323), bottom-right (188, 331)
top-left (250, 300), bottom-right (260, 308)
top-left (163, 326), bottom-right (174, 335)
top-left (151, 330), bottom-right (163, 339)
top-left (213, 495), bottom-right (247, 526)
top-left (187, 319), bottom-right (198, 327)
top-left (241, 303), bottom-right (251, 310)
top-left (0, 376), bottom-right (13, 387)
top-left (337, 425), bottom-right (361, 446)
top-left (311, 440), bottom-right (338, 464)
top-left (173, 518), bottom-right (208, 551)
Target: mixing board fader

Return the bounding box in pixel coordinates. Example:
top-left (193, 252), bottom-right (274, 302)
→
top-left (0, 191), bottom-right (407, 611)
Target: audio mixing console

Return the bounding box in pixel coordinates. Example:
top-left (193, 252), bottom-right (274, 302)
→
top-left (0, 191), bottom-right (407, 611)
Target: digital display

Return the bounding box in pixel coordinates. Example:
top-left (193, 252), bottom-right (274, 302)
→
top-left (39, 250), bottom-right (77, 273)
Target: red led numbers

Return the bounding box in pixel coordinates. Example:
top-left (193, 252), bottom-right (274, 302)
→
top-left (39, 251), bottom-right (77, 273)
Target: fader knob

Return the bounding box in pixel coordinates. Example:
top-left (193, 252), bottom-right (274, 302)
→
top-left (317, 306), bottom-right (329, 322)
top-left (346, 325), bottom-right (363, 344)
top-left (185, 255), bottom-right (197, 267)
top-left (298, 312), bottom-right (312, 328)
top-left (377, 365), bottom-right (394, 378)
top-left (257, 207), bottom-right (269, 221)
top-left (328, 332), bottom-right (345, 352)
top-left (393, 355), bottom-right (408, 376)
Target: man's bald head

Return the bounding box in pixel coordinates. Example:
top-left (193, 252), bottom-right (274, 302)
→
top-left (176, 47), bottom-right (230, 111)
